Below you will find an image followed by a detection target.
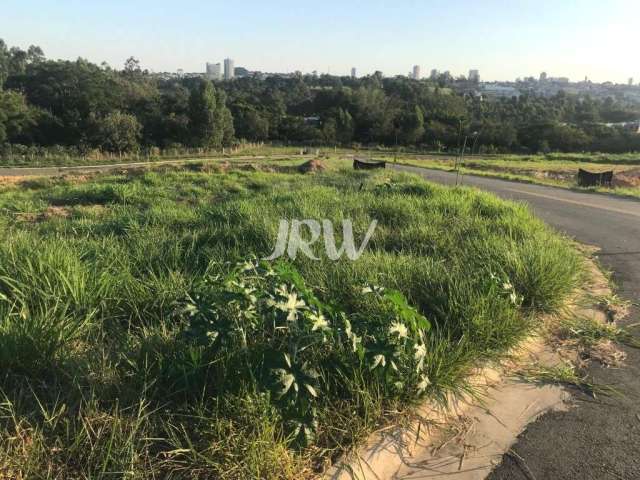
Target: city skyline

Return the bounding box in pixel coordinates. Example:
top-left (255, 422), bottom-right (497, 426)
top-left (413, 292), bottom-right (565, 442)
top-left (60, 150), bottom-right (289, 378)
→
top-left (1, 0), bottom-right (638, 83)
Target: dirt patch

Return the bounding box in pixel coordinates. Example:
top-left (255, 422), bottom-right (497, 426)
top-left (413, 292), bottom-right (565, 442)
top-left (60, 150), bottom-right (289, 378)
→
top-left (59, 174), bottom-right (95, 184)
top-left (298, 159), bottom-right (327, 174)
top-left (612, 167), bottom-right (640, 188)
top-left (0, 176), bottom-right (32, 186)
top-left (15, 206), bottom-right (71, 223)
top-left (328, 337), bottom-right (571, 480)
top-left (532, 170), bottom-right (575, 182)
top-left (42, 206), bottom-right (70, 220)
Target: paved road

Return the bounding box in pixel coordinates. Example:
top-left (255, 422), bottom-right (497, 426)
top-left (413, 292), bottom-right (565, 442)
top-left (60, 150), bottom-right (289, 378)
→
top-left (393, 164), bottom-right (640, 480)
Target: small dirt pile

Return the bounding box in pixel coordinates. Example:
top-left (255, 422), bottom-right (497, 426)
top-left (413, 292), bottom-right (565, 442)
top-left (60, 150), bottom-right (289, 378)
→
top-left (298, 159), bottom-right (327, 174)
top-left (612, 168), bottom-right (640, 188)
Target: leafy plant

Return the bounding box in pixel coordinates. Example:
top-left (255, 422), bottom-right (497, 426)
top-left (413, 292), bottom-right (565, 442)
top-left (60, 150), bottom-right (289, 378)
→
top-left (178, 260), bottom-right (433, 445)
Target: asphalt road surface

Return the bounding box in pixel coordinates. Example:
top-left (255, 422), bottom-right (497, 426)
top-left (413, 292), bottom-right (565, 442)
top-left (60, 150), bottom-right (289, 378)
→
top-left (393, 164), bottom-right (640, 480)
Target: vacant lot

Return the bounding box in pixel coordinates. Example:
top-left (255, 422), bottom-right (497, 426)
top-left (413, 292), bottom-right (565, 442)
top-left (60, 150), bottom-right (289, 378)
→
top-left (0, 164), bottom-right (582, 478)
top-left (3, 145), bottom-right (640, 198)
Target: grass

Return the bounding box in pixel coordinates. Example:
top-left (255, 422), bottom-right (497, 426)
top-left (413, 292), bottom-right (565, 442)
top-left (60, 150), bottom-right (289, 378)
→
top-left (3, 144), bottom-right (639, 199)
top-left (0, 144), bottom-right (307, 168)
top-left (389, 152), bottom-right (640, 199)
top-left (515, 363), bottom-right (619, 398)
top-left (0, 163), bottom-right (583, 478)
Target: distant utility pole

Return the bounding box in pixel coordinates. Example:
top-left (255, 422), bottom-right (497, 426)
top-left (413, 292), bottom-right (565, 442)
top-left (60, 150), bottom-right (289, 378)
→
top-left (455, 131), bottom-right (478, 186)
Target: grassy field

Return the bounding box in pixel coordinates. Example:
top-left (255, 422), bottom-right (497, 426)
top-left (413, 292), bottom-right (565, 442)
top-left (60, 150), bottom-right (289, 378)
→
top-left (3, 145), bottom-right (640, 198)
top-left (0, 145), bottom-right (308, 168)
top-left (0, 162), bottom-right (582, 478)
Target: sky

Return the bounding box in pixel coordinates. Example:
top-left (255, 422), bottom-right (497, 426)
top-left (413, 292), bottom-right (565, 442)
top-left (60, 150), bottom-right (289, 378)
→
top-left (1, 0), bottom-right (639, 83)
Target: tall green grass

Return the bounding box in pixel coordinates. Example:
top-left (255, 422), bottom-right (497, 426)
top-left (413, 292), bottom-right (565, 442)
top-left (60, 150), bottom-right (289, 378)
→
top-left (0, 166), bottom-right (582, 478)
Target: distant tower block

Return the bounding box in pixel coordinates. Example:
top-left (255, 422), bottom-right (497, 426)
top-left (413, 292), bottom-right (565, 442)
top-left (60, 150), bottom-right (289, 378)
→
top-left (468, 69), bottom-right (480, 83)
top-left (206, 62), bottom-right (222, 80)
top-left (351, 67), bottom-right (357, 79)
top-left (224, 58), bottom-right (235, 80)
top-left (412, 65), bottom-right (421, 80)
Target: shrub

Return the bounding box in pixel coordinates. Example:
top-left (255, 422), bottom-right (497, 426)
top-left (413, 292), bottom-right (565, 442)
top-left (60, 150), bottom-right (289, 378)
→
top-left (177, 259), bottom-right (432, 445)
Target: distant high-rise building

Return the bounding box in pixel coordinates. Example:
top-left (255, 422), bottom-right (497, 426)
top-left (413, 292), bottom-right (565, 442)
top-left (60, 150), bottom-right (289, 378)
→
top-left (468, 69), bottom-right (480, 83)
top-left (539, 71), bottom-right (548, 82)
top-left (224, 58), bottom-right (235, 80)
top-left (351, 67), bottom-right (357, 79)
top-left (412, 65), bottom-right (421, 80)
top-left (430, 69), bottom-right (438, 80)
top-left (629, 77), bottom-right (634, 86)
top-left (206, 62), bottom-right (222, 80)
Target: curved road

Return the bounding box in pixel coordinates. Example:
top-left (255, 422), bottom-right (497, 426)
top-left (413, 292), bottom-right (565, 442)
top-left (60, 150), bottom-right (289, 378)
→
top-left (393, 164), bottom-right (640, 480)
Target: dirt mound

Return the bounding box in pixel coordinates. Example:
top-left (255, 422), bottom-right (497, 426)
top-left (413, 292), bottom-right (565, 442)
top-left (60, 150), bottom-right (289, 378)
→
top-left (612, 168), bottom-right (640, 188)
top-left (298, 159), bottom-right (326, 174)
top-left (235, 163), bottom-right (276, 173)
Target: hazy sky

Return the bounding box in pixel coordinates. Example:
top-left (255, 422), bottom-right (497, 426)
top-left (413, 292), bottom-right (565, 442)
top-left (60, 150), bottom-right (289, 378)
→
top-left (2, 0), bottom-right (638, 83)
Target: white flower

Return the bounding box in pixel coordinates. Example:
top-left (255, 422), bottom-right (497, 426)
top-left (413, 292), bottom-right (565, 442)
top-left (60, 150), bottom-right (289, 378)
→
top-left (309, 311), bottom-right (330, 331)
top-left (510, 291), bottom-right (519, 305)
top-left (503, 282), bottom-right (513, 291)
top-left (414, 343), bottom-right (427, 371)
top-left (240, 260), bottom-right (256, 272)
top-left (370, 354), bottom-right (386, 370)
top-left (362, 285), bottom-right (385, 295)
top-left (276, 291), bottom-right (306, 321)
top-left (345, 319), bottom-right (361, 352)
top-left (389, 321), bottom-right (408, 339)
top-left (417, 375), bottom-right (431, 394)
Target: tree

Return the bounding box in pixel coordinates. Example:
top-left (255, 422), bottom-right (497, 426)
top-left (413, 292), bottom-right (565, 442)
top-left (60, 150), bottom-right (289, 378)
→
top-left (335, 108), bottom-right (355, 144)
top-left (0, 40), bottom-right (44, 87)
top-left (234, 105), bottom-right (268, 141)
top-left (124, 57), bottom-right (142, 75)
top-left (93, 111), bottom-right (142, 153)
top-left (6, 59), bottom-right (129, 145)
top-left (0, 90), bottom-right (36, 144)
top-left (321, 117), bottom-right (337, 144)
top-left (397, 105), bottom-right (425, 145)
top-left (188, 79), bottom-right (234, 148)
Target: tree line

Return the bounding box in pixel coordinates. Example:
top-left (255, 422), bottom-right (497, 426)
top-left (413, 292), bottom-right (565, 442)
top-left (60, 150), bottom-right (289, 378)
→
top-left (1, 39), bottom-right (640, 156)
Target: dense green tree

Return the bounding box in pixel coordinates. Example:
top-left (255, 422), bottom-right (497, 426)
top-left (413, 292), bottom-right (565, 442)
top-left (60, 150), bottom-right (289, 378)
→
top-left (0, 90), bottom-right (36, 143)
top-left (188, 79), bottom-right (234, 148)
top-left (92, 111), bottom-right (142, 153)
top-left (397, 105), bottom-right (425, 145)
top-left (6, 59), bottom-right (127, 145)
top-left (231, 105), bottom-right (268, 141)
